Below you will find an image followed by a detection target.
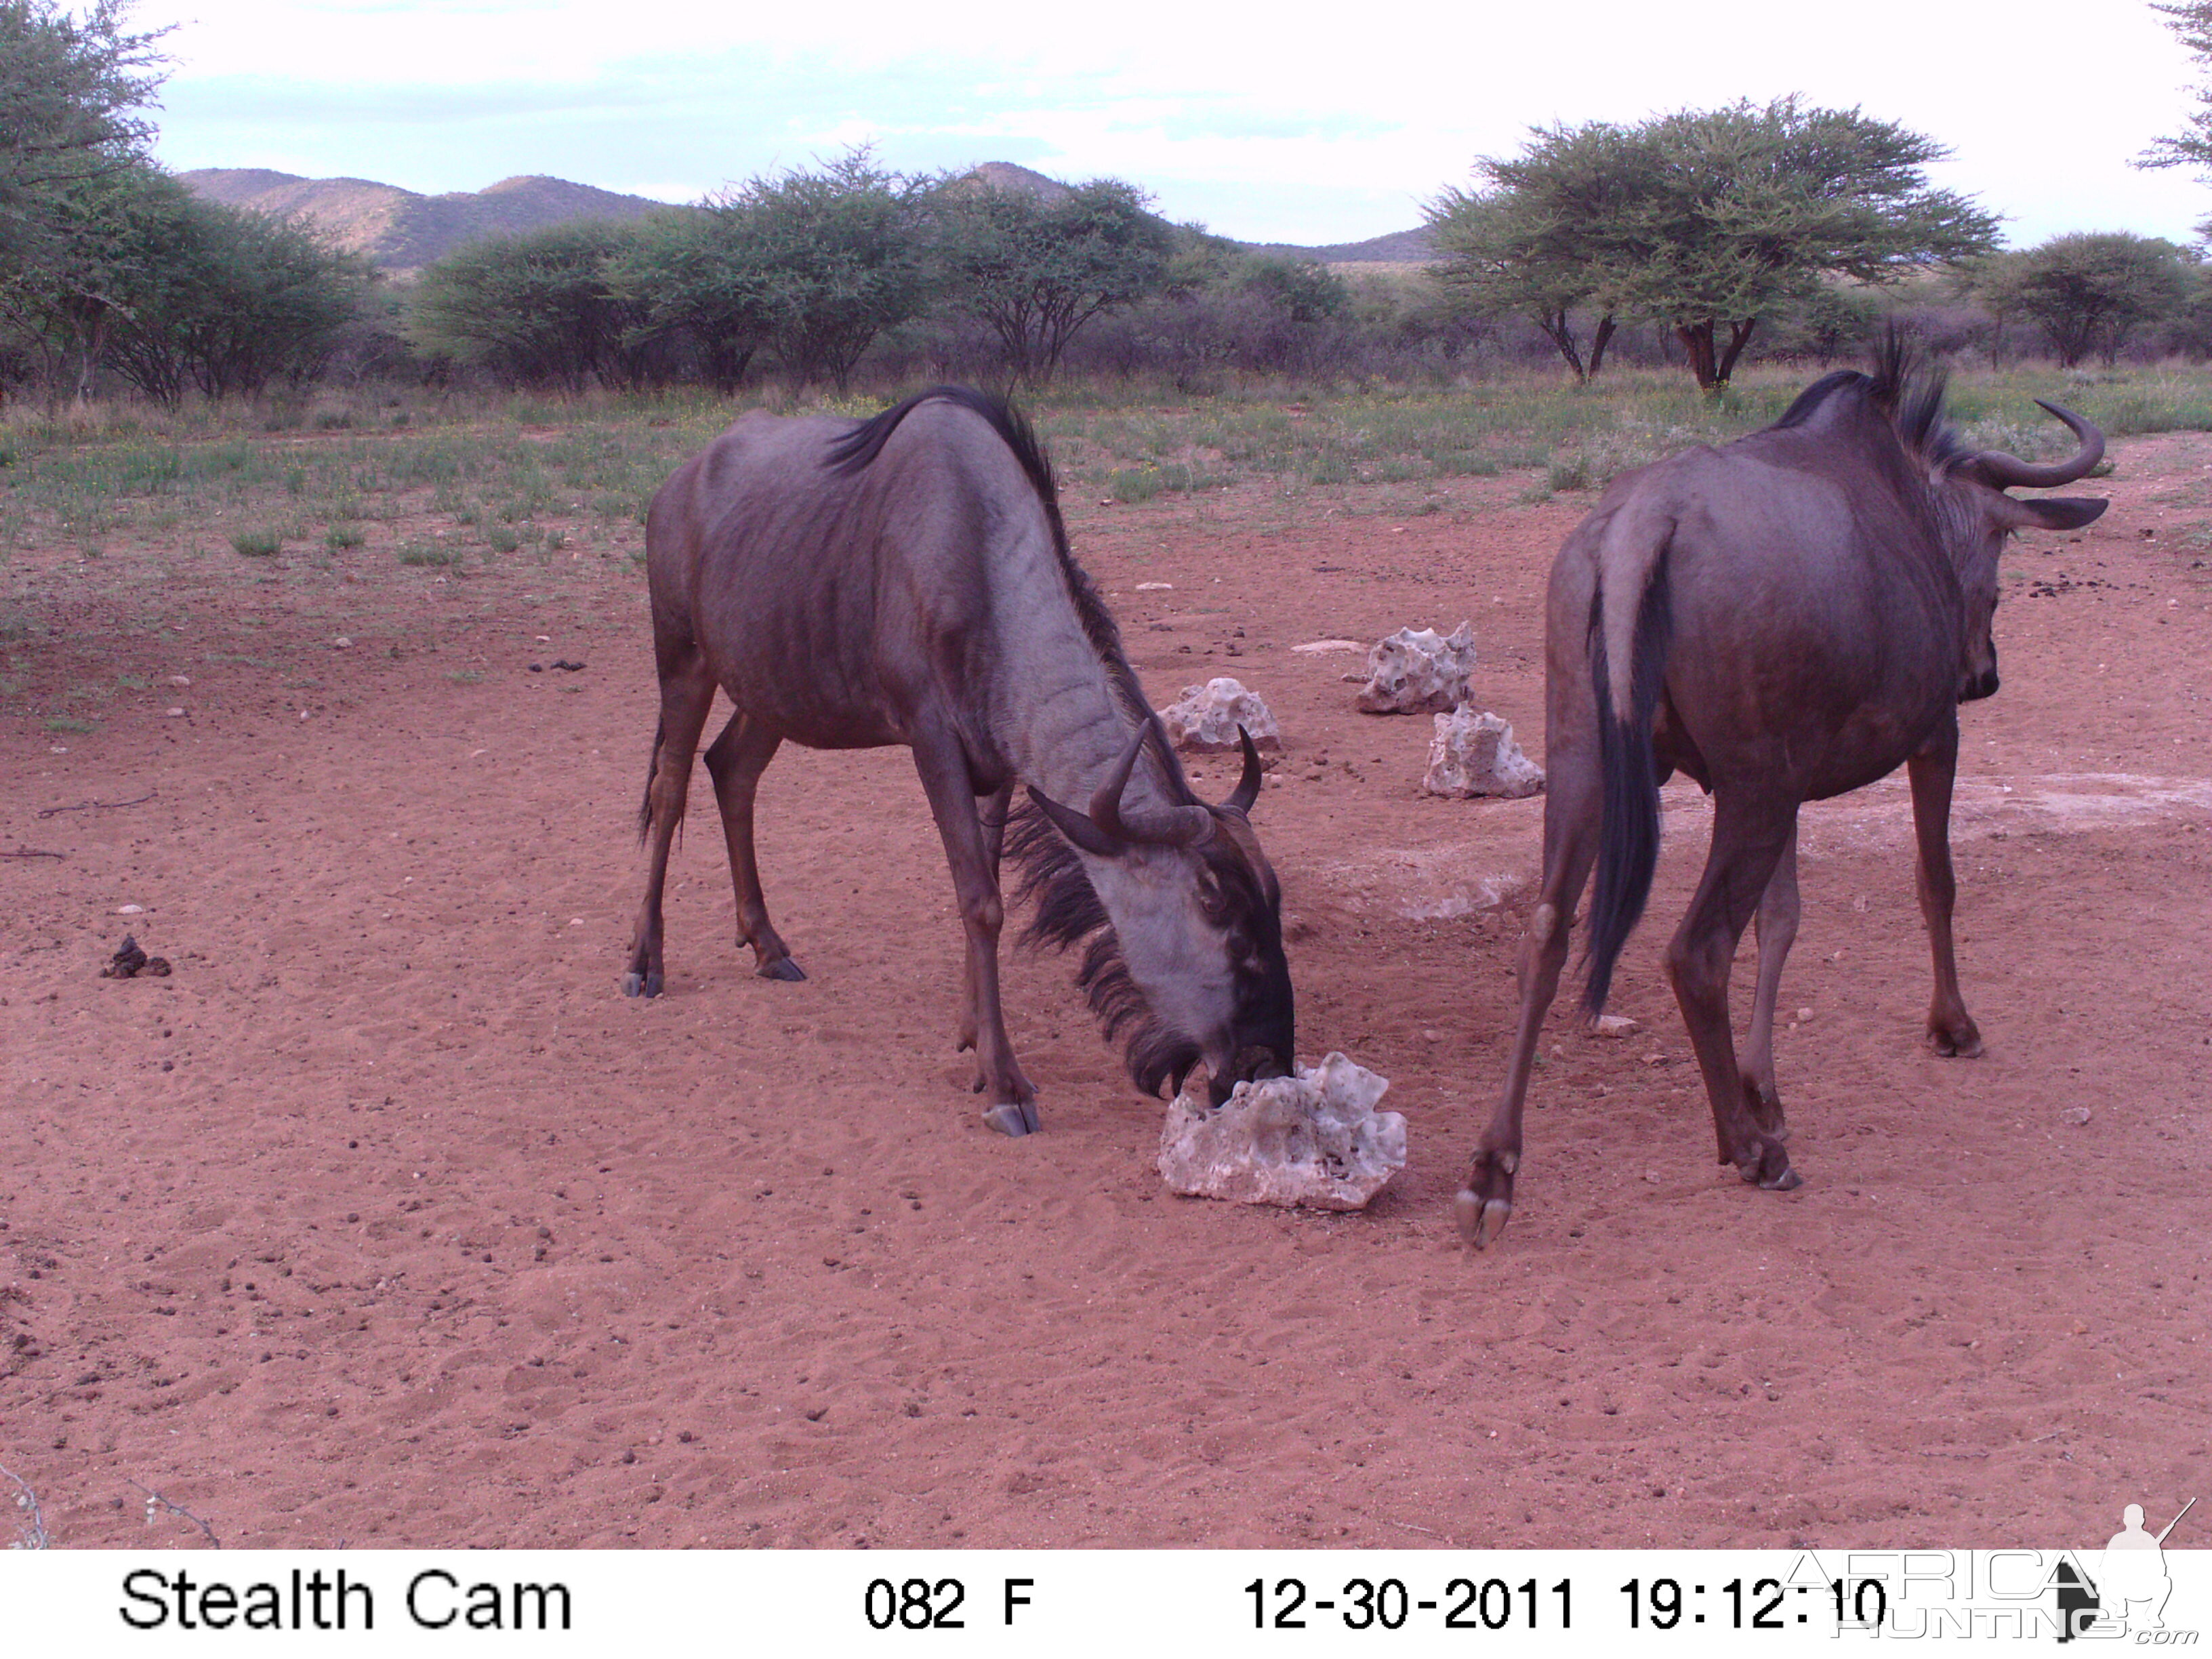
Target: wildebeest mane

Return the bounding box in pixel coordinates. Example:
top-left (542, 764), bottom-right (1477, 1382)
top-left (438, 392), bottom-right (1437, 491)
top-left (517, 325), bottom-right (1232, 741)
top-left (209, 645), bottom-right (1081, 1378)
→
top-left (1765, 331), bottom-right (1968, 472)
top-left (825, 386), bottom-right (1147, 722)
top-left (1004, 801), bottom-right (1207, 1097)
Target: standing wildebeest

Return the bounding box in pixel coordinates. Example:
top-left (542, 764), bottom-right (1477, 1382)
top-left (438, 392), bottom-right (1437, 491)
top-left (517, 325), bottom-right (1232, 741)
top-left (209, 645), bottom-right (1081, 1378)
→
top-left (1458, 345), bottom-right (2107, 1245)
top-left (623, 386), bottom-right (1295, 1135)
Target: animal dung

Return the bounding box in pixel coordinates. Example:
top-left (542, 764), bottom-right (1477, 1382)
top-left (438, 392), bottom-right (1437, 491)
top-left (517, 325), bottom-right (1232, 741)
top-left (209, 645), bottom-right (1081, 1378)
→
top-left (1357, 623), bottom-right (1477, 714)
top-left (1422, 708), bottom-right (1544, 799)
top-left (100, 935), bottom-right (171, 979)
top-left (1156, 677), bottom-right (1282, 754)
top-left (1158, 1052), bottom-right (1405, 1211)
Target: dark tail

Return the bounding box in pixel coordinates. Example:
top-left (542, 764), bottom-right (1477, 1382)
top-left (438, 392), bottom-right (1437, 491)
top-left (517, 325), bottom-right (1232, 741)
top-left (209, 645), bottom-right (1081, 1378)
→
top-left (636, 716), bottom-right (663, 845)
top-left (1581, 553), bottom-right (1673, 1018)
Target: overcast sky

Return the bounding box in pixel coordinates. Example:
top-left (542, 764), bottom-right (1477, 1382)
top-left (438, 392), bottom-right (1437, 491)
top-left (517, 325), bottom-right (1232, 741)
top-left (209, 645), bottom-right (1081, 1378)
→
top-left (141, 0), bottom-right (2211, 248)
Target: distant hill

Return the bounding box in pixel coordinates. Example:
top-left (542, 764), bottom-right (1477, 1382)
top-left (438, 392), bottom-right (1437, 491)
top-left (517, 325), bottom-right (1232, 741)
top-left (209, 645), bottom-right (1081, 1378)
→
top-left (178, 169), bottom-right (669, 273)
top-left (178, 163), bottom-right (1434, 273)
top-left (1243, 226), bottom-right (1435, 266)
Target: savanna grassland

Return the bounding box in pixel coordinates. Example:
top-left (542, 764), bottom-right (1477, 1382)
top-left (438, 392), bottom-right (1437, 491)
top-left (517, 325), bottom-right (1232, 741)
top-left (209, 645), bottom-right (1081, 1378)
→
top-left (3, 367), bottom-right (2209, 1551)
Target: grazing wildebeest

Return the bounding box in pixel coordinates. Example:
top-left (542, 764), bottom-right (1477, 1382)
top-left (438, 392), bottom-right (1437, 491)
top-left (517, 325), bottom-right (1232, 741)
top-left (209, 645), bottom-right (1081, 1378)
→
top-left (1458, 343), bottom-right (2107, 1245)
top-left (623, 386), bottom-right (1295, 1135)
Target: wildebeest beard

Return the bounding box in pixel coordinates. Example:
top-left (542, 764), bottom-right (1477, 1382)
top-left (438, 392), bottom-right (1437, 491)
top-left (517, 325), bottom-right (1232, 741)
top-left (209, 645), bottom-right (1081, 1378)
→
top-left (1004, 798), bottom-right (1295, 1101)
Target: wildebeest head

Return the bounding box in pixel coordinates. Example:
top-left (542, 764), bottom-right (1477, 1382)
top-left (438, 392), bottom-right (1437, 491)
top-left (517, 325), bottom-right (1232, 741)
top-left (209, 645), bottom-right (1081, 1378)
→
top-left (1016, 720), bottom-right (1295, 1108)
top-left (1923, 391), bottom-right (2108, 701)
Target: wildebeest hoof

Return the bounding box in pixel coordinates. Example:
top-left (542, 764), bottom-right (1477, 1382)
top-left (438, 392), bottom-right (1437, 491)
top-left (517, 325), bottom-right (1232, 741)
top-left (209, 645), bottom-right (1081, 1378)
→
top-left (983, 1101), bottom-right (1041, 1137)
top-left (621, 970), bottom-right (662, 998)
top-left (1455, 1148), bottom-right (1518, 1248)
top-left (1738, 1142), bottom-right (1801, 1191)
top-left (756, 958), bottom-right (806, 982)
top-left (1927, 1019), bottom-right (1982, 1059)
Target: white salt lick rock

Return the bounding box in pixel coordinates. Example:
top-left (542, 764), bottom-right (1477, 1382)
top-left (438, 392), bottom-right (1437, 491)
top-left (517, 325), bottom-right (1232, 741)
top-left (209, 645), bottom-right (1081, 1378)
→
top-left (1158, 1053), bottom-right (1406, 1211)
top-left (1422, 708), bottom-right (1544, 799)
top-left (1156, 677), bottom-right (1281, 754)
top-left (1357, 623), bottom-right (1477, 714)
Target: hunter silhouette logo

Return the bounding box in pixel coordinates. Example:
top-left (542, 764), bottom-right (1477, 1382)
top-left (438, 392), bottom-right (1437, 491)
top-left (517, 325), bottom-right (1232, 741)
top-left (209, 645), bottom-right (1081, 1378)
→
top-left (2057, 1497), bottom-right (2197, 1641)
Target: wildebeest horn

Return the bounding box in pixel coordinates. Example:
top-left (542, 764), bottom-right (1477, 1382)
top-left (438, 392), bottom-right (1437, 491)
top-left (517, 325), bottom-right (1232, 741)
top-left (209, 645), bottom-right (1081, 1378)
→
top-left (1221, 726), bottom-right (1264, 815)
top-left (1091, 719), bottom-right (1214, 847)
top-left (1963, 401), bottom-right (2104, 490)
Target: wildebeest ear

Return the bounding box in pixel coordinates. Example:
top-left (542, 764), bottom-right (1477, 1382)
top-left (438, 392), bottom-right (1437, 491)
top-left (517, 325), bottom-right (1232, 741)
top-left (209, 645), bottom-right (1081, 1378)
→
top-left (2004, 495), bottom-right (2108, 532)
top-left (1027, 785), bottom-right (1122, 857)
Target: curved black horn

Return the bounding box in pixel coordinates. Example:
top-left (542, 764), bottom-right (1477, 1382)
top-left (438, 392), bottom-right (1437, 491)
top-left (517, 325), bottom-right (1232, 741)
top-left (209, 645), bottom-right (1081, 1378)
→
top-left (1963, 401), bottom-right (2104, 490)
top-left (1091, 719), bottom-right (1213, 847)
top-left (1026, 784), bottom-right (1122, 857)
top-left (1222, 725), bottom-right (1264, 815)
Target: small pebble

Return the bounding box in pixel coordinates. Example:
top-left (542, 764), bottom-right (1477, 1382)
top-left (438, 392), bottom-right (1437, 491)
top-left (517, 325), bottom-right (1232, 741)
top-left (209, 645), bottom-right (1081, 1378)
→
top-left (167, 675), bottom-right (190, 687)
top-left (117, 905), bottom-right (144, 915)
top-left (165, 707), bottom-right (185, 717)
top-left (2060, 1106), bottom-right (2092, 1126)
top-left (1594, 1014), bottom-right (1638, 1038)
top-left (333, 636), bottom-right (352, 648)
top-left (1797, 1006), bottom-right (1814, 1023)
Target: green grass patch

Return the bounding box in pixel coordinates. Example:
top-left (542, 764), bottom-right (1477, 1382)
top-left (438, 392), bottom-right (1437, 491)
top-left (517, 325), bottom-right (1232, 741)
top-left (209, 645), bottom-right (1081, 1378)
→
top-left (398, 541), bottom-right (463, 567)
top-left (325, 523), bottom-right (367, 550)
top-left (230, 528), bottom-right (282, 557)
top-left (43, 715), bottom-right (97, 733)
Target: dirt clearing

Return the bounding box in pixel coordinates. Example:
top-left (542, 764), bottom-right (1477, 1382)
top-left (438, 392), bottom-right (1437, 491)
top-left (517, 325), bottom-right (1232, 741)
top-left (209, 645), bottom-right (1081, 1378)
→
top-left (3, 429), bottom-right (2208, 1549)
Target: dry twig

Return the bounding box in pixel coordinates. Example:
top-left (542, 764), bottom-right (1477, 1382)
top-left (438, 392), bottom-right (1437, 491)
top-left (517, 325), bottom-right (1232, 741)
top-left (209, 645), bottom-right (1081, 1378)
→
top-left (2, 1464), bottom-right (52, 1550)
top-left (36, 790), bottom-right (156, 820)
top-left (127, 1479), bottom-right (221, 1549)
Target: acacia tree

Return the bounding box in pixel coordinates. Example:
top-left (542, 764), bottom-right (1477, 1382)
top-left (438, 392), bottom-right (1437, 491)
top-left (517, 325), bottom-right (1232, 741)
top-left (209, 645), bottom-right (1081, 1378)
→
top-left (1427, 121), bottom-right (1645, 381)
top-left (0, 0), bottom-right (169, 402)
top-left (407, 222), bottom-right (653, 392)
top-left (931, 176), bottom-right (1174, 385)
top-left (2005, 232), bottom-right (2192, 366)
top-left (733, 150), bottom-right (927, 392)
top-left (607, 206), bottom-right (787, 394)
top-left (1437, 100), bottom-right (1998, 390)
top-left (2143, 3), bottom-right (2212, 191)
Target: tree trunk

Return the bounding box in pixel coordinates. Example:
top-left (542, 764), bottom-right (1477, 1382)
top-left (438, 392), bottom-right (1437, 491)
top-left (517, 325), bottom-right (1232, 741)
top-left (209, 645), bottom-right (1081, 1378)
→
top-left (1534, 307), bottom-right (1587, 381)
top-left (1713, 316), bottom-right (1759, 387)
top-left (1586, 313), bottom-right (1618, 380)
top-left (1675, 320), bottom-right (1718, 390)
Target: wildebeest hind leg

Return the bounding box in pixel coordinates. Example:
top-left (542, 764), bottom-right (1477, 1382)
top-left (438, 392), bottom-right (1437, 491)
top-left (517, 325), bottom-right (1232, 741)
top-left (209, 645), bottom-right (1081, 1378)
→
top-left (1666, 796), bottom-right (1800, 1190)
top-left (702, 711), bottom-right (804, 981)
top-left (1458, 745), bottom-right (1601, 1248)
top-left (1738, 821), bottom-right (1800, 1136)
top-left (1908, 729), bottom-right (1983, 1057)
top-left (625, 659), bottom-right (717, 999)
top-left (910, 731), bottom-right (1038, 1134)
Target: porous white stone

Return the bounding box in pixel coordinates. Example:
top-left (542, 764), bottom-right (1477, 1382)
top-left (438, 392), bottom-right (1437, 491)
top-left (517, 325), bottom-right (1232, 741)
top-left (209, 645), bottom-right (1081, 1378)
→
top-left (1158, 1052), bottom-right (1406, 1211)
top-left (1156, 677), bottom-right (1281, 754)
top-left (1422, 708), bottom-right (1544, 799)
top-left (1593, 1014), bottom-right (1639, 1038)
top-left (1357, 623), bottom-right (1477, 714)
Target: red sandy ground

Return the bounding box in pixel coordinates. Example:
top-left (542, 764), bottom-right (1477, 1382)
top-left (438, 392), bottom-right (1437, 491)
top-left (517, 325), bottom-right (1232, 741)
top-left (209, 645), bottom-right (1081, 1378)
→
top-left (2, 426), bottom-right (2208, 1551)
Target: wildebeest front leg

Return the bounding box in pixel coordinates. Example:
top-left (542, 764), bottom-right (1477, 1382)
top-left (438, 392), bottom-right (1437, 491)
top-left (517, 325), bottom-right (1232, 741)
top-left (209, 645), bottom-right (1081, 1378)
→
top-left (956, 783), bottom-right (1015, 1057)
top-left (910, 733), bottom-right (1038, 1135)
top-left (1738, 822), bottom-right (1801, 1136)
top-left (1666, 796), bottom-right (1800, 1190)
top-left (701, 710), bottom-right (804, 981)
top-left (625, 659), bottom-right (717, 999)
top-left (1908, 725), bottom-right (1983, 1057)
top-left (1457, 745), bottom-right (1600, 1248)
